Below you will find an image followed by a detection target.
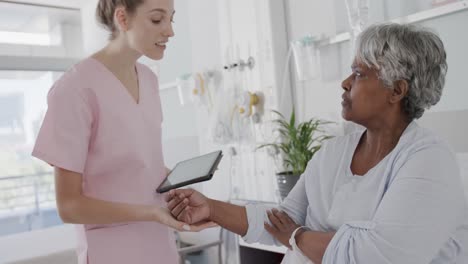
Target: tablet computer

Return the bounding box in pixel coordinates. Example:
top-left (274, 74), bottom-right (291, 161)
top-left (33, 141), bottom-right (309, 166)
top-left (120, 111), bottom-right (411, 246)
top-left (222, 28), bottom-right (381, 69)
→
top-left (156, 150), bottom-right (223, 193)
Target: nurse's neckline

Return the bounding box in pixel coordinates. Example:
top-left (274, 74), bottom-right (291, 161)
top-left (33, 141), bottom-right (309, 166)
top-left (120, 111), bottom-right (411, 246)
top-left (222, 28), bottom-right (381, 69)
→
top-left (88, 56), bottom-right (142, 105)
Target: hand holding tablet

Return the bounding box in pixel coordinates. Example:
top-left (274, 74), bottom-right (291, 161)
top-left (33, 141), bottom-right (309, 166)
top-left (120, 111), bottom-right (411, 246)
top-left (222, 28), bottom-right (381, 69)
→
top-left (156, 150), bottom-right (223, 193)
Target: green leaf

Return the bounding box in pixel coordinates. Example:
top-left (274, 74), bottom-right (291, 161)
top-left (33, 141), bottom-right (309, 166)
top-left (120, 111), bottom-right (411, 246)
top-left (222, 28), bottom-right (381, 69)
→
top-left (259, 109), bottom-right (334, 175)
top-left (290, 110), bottom-right (296, 128)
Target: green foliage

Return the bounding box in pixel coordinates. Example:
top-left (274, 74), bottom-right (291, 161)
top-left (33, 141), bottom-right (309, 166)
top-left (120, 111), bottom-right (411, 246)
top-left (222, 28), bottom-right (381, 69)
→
top-left (258, 110), bottom-right (333, 175)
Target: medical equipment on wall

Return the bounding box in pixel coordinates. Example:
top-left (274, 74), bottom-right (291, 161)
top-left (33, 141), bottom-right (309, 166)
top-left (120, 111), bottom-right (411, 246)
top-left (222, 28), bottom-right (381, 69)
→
top-left (274, 33), bottom-right (324, 115)
top-left (176, 70), bottom-right (220, 110)
top-left (206, 52), bottom-right (262, 144)
top-left (193, 72), bottom-right (213, 109)
top-left (237, 91), bottom-right (259, 118)
top-left (291, 35), bottom-right (320, 81)
top-left (345, 0), bottom-right (370, 37)
top-left (176, 73), bottom-right (194, 106)
top-left (207, 84), bottom-right (237, 144)
top-left (224, 56), bottom-right (256, 72)
top-left (207, 92), bottom-right (258, 143)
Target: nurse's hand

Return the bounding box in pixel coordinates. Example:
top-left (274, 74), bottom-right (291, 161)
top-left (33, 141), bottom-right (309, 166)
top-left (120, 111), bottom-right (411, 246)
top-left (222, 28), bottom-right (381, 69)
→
top-left (165, 189), bottom-right (211, 225)
top-left (264, 208), bottom-right (300, 249)
top-left (154, 206), bottom-right (217, 232)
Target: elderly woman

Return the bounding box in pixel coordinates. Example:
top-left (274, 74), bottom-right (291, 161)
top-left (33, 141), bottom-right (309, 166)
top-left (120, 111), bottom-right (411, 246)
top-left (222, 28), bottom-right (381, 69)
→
top-left (166, 23), bottom-right (468, 263)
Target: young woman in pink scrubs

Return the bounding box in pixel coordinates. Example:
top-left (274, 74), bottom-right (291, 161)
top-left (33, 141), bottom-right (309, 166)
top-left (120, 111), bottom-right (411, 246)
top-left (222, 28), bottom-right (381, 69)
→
top-left (32, 0), bottom-right (211, 263)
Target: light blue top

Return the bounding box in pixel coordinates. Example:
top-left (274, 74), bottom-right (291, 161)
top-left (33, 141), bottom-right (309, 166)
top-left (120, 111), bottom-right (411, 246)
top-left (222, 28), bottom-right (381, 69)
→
top-left (243, 121), bottom-right (468, 263)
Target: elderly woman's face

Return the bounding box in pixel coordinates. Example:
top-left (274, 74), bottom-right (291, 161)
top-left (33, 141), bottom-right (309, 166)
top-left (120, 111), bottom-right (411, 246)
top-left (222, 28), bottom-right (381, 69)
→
top-left (341, 60), bottom-right (393, 124)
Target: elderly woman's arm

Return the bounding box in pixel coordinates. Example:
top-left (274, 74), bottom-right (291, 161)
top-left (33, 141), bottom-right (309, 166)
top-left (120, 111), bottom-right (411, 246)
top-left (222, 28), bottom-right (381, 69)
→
top-left (296, 231), bottom-right (335, 263)
top-left (167, 147), bottom-right (323, 247)
top-left (264, 210), bottom-right (336, 263)
top-left (166, 189), bottom-right (250, 234)
top-left (241, 173), bottom-right (310, 246)
top-left (207, 199), bottom-right (249, 235)
top-left (165, 166), bottom-right (312, 247)
top-left (320, 146), bottom-right (465, 264)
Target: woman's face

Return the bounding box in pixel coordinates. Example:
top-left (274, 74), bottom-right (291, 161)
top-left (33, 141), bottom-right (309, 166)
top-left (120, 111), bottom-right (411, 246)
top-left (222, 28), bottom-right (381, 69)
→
top-left (124, 0), bottom-right (175, 60)
top-left (340, 59), bottom-right (393, 125)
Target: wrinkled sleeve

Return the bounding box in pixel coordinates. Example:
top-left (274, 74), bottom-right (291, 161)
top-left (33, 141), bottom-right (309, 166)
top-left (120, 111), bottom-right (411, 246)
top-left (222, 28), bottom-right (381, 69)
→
top-left (243, 155), bottom-right (317, 245)
top-left (323, 146), bottom-right (465, 264)
top-left (32, 81), bottom-right (93, 174)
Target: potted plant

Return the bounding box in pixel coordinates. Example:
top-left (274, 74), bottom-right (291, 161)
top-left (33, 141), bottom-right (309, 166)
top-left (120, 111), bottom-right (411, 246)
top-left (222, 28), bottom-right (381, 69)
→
top-left (258, 110), bottom-right (332, 200)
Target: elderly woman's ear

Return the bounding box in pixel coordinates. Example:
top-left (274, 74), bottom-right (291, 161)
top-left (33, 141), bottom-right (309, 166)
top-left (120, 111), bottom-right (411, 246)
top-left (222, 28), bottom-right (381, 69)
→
top-left (389, 80), bottom-right (409, 104)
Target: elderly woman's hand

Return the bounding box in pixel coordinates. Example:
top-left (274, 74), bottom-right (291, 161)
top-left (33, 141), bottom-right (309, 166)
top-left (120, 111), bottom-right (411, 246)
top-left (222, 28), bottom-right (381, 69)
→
top-left (165, 189), bottom-right (213, 225)
top-left (154, 206), bottom-right (217, 232)
top-left (264, 208), bottom-right (300, 249)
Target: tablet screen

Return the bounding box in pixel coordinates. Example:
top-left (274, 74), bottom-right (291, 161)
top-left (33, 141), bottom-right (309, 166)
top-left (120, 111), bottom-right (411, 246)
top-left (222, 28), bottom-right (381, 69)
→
top-left (158, 151), bottom-right (222, 191)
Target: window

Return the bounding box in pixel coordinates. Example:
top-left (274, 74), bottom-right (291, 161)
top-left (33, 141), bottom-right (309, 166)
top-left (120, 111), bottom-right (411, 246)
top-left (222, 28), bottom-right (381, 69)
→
top-left (0, 1), bottom-right (82, 237)
top-left (0, 70), bottom-right (63, 236)
top-left (0, 1), bottom-right (82, 57)
top-left (0, 31), bottom-right (53, 46)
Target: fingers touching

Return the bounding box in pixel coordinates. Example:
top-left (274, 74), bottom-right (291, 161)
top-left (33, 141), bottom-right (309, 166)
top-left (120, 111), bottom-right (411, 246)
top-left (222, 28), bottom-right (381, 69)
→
top-left (165, 189), bottom-right (194, 203)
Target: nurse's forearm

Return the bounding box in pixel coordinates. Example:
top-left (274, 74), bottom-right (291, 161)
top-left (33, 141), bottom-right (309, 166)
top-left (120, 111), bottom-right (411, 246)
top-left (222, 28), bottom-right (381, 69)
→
top-left (295, 230), bottom-right (336, 263)
top-left (55, 167), bottom-right (170, 225)
top-left (208, 199), bottom-right (249, 236)
top-left (58, 196), bottom-right (161, 225)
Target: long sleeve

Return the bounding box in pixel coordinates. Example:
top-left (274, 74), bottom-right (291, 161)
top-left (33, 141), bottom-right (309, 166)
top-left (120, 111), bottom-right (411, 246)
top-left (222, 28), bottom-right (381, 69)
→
top-left (242, 158), bottom-right (314, 245)
top-left (323, 145), bottom-right (466, 264)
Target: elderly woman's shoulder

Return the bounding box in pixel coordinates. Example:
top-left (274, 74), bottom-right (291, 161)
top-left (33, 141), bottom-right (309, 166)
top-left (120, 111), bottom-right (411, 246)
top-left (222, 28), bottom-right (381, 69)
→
top-left (319, 130), bottom-right (363, 154)
top-left (400, 122), bottom-right (454, 153)
top-left (320, 122), bottom-right (454, 157)
top-left (388, 122), bottom-right (460, 173)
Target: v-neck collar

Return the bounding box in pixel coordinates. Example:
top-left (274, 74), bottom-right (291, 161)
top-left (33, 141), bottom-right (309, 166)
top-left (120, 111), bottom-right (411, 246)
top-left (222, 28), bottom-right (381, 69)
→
top-left (88, 57), bottom-right (142, 105)
top-left (346, 121), bottom-right (416, 177)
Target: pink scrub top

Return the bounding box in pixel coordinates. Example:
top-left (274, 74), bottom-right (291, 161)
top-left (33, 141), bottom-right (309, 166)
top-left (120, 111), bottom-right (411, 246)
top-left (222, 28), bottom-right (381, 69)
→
top-left (32, 58), bottom-right (179, 264)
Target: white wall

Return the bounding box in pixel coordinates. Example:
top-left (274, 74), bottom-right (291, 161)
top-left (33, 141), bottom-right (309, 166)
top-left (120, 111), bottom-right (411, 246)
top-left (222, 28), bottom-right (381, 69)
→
top-left (175, 0), bottom-right (225, 261)
top-left (160, 87), bottom-right (200, 168)
top-left (186, 0), bottom-right (225, 200)
top-left (419, 10), bottom-right (468, 112)
top-left (81, 0), bottom-right (107, 56)
top-left (283, 1), bottom-right (345, 123)
top-left (157, 0), bottom-right (192, 84)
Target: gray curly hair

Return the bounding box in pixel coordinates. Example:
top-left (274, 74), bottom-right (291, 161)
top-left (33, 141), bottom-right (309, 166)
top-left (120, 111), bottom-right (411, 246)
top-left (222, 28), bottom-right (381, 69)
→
top-left (355, 23), bottom-right (448, 120)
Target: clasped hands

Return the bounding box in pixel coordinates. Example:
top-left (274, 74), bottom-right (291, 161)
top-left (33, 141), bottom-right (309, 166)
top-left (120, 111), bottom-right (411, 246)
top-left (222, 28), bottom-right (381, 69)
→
top-left (165, 188), bottom-right (300, 249)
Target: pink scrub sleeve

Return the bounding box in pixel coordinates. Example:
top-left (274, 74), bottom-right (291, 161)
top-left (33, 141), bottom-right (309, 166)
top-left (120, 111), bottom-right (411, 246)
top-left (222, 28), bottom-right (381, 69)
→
top-left (32, 77), bottom-right (94, 173)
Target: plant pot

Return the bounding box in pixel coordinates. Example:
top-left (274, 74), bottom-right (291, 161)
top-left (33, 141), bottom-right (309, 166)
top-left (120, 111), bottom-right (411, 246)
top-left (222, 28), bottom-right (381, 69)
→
top-left (276, 172), bottom-right (301, 201)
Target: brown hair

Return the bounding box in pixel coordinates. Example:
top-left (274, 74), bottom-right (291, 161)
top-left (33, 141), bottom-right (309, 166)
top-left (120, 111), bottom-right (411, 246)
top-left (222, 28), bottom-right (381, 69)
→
top-left (96, 0), bottom-right (145, 40)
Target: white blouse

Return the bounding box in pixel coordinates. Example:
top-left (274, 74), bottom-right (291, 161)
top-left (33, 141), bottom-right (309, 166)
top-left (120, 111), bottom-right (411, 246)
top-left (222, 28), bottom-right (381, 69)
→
top-left (243, 121), bottom-right (468, 263)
